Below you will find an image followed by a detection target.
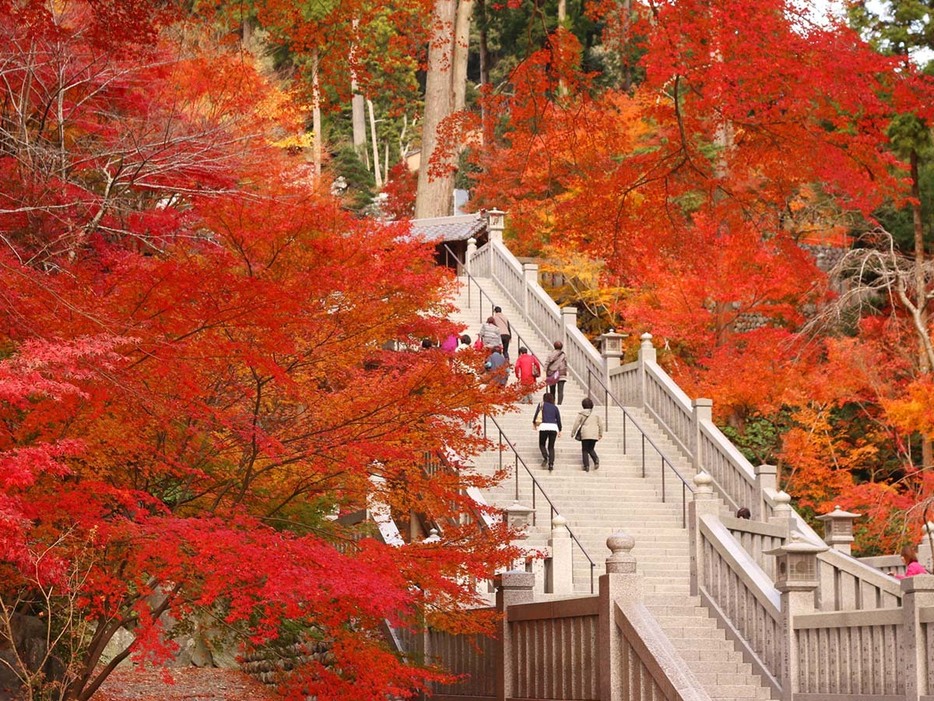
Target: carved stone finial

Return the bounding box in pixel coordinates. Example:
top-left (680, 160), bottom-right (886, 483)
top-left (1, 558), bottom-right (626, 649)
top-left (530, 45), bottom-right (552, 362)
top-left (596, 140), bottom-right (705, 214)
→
top-left (773, 491), bottom-right (792, 514)
top-left (606, 532), bottom-right (637, 574)
top-left (693, 471), bottom-right (714, 494)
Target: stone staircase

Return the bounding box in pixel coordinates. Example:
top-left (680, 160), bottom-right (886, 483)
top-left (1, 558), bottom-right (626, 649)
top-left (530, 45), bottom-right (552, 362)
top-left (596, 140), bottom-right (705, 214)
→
top-left (449, 276), bottom-right (776, 701)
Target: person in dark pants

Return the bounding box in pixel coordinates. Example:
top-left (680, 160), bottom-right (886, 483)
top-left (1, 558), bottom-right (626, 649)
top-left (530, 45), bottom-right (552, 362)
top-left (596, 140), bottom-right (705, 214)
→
top-left (544, 340), bottom-right (568, 405)
top-left (533, 392), bottom-right (562, 471)
top-left (571, 397), bottom-right (604, 471)
top-left (492, 306), bottom-right (512, 361)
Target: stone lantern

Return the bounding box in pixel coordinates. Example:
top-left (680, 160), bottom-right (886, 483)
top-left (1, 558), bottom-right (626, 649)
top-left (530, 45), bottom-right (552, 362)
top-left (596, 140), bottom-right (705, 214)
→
top-left (815, 505), bottom-right (861, 555)
top-left (765, 533), bottom-right (827, 591)
top-left (599, 329), bottom-right (627, 371)
top-left (503, 501), bottom-right (533, 533)
top-left (486, 209), bottom-right (506, 243)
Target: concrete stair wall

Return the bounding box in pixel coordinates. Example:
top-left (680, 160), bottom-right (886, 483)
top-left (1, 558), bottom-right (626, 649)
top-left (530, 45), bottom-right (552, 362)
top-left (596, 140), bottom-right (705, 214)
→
top-left (449, 276), bottom-right (777, 701)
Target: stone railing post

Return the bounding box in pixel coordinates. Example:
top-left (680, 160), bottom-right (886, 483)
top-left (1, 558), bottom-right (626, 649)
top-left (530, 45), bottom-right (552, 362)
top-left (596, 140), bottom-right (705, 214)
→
top-left (903, 575), bottom-right (934, 700)
top-left (550, 515), bottom-right (573, 595)
top-left (521, 263), bottom-right (538, 314)
top-left (561, 306), bottom-right (578, 349)
top-left (768, 491), bottom-right (794, 539)
top-left (689, 472), bottom-right (719, 596)
top-left (815, 505), bottom-right (860, 556)
top-left (599, 533), bottom-right (640, 701)
top-left (465, 236), bottom-right (477, 275)
top-left (637, 333), bottom-right (655, 409)
top-left (918, 522), bottom-right (934, 573)
top-left (755, 464), bottom-right (777, 521)
top-left (691, 398), bottom-right (712, 473)
top-left (765, 535), bottom-right (826, 701)
top-left (495, 570), bottom-right (534, 701)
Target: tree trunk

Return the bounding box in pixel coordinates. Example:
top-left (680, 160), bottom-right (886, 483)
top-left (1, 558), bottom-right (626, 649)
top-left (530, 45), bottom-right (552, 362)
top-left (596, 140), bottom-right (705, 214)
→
top-left (311, 49), bottom-right (322, 179)
top-left (415, 0), bottom-right (458, 219)
top-left (453, 0), bottom-right (474, 113)
top-left (368, 98), bottom-right (382, 189)
top-left (622, 0), bottom-right (633, 92)
top-left (478, 0), bottom-right (490, 139)
top-left (911, 148), bottom-right (933, 468)
top-left (350, 20), bottom-right (368, 165)
top-left (556, 0), bottom-right (568, 96)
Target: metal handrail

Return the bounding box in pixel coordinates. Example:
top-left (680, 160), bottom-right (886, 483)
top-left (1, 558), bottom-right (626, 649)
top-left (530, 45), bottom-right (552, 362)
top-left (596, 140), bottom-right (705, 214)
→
top-left (422, 449), bottom-right (495, 533)
top-left (586, 369), bottom-right (695, 528)
top-left (481, 411), bottom-right (597, 594)
top-left (445, 244), bottom-right (544, 368)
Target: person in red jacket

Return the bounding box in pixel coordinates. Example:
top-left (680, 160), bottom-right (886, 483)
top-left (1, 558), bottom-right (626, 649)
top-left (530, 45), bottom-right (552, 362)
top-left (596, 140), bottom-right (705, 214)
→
top-left (514, 347), bottom-right (541, 404)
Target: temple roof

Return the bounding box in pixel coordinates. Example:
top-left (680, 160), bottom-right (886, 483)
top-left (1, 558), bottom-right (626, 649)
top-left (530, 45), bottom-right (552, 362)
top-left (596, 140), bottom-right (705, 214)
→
top-left (409, 213), bottom-right (488, 243)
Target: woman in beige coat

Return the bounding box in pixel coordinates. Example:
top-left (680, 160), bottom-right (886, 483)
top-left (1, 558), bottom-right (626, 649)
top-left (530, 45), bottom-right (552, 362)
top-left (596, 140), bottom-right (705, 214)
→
top-left (571, 397), bottom-right (604, 472)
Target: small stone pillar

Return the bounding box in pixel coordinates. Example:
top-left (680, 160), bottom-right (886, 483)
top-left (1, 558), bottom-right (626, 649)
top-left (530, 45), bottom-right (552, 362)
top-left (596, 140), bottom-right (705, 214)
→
top-left (691, 399), bottom-right (713, 474)
top-left (903, 575), bottom-right (934, 700)
top-left (755, 464), bottom-right (778, 521)
top-left (423, 528), bottom-right (441, 543)
top-left (599, 533), bottom-right (640, 701)
top-left (561, 306), bottom-right (578, 349)
top-left (689, 471), bottom-right (719, 596)
top-left (487, 208), bottom-right (506, 244)
top-left (765, 534), bottom-right (826, 701)
top-left (522, 262), bottom-right (538, 313)
top-left (917, 523), bottom-right (934, 573)
top-left (550, 515), bottom-right (573, 595)
top-left (637, 333), bottom-right (655, 408)
top-left (816, 506), bottom-right (860, 556)
top-left (465, 236), bottom-right (477, 275)
top-left (495, 570), bottom-right (534, 701)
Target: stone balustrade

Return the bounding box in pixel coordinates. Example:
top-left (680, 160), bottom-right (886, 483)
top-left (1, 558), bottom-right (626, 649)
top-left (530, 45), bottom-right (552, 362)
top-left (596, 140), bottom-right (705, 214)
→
top-left (421, 534), bottom-right (709, 701)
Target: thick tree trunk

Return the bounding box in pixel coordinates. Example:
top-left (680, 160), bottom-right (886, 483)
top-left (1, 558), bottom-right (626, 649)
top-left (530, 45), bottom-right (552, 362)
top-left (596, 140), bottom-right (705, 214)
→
top-left (415, 0), bottom-right (458, 219)
top-left (478, 0), bottom-right (490, 138)
top-left (453, 0), bottom-right (474, 113)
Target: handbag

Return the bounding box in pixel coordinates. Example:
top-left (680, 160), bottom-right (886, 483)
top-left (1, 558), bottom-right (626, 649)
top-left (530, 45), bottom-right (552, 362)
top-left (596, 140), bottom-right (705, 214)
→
top-left (532, 361), bottom-right (541, 378)
top-left (473, 337), bottom-right (483, 350)
top-left (545, 370), bottom-right (560, 386)
top-left (573, 414), bottom-right (588, 441)
top-left (533, 403), bottom-right (542, 428)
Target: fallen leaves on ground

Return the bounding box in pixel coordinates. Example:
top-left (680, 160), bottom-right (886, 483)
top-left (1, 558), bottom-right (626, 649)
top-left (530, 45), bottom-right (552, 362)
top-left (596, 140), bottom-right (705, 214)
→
top-left (91, 667), bottom-right (277, 700)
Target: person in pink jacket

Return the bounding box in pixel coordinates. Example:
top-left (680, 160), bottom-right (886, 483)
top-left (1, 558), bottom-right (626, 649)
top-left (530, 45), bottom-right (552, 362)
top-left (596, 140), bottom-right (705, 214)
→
top-left (895, 545), bottom-right (929, 579)
top-left (513, 347), bottom-right (541, 404)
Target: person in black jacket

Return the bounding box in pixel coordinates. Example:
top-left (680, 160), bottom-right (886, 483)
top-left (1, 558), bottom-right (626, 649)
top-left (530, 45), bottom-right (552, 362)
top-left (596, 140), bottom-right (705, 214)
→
top-left (533, 392), bottom-right (562, 471)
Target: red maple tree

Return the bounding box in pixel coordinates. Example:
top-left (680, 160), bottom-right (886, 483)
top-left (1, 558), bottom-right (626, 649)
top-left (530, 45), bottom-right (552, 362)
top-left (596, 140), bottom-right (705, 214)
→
top-left (0, 4), bottom-right (518, 699)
